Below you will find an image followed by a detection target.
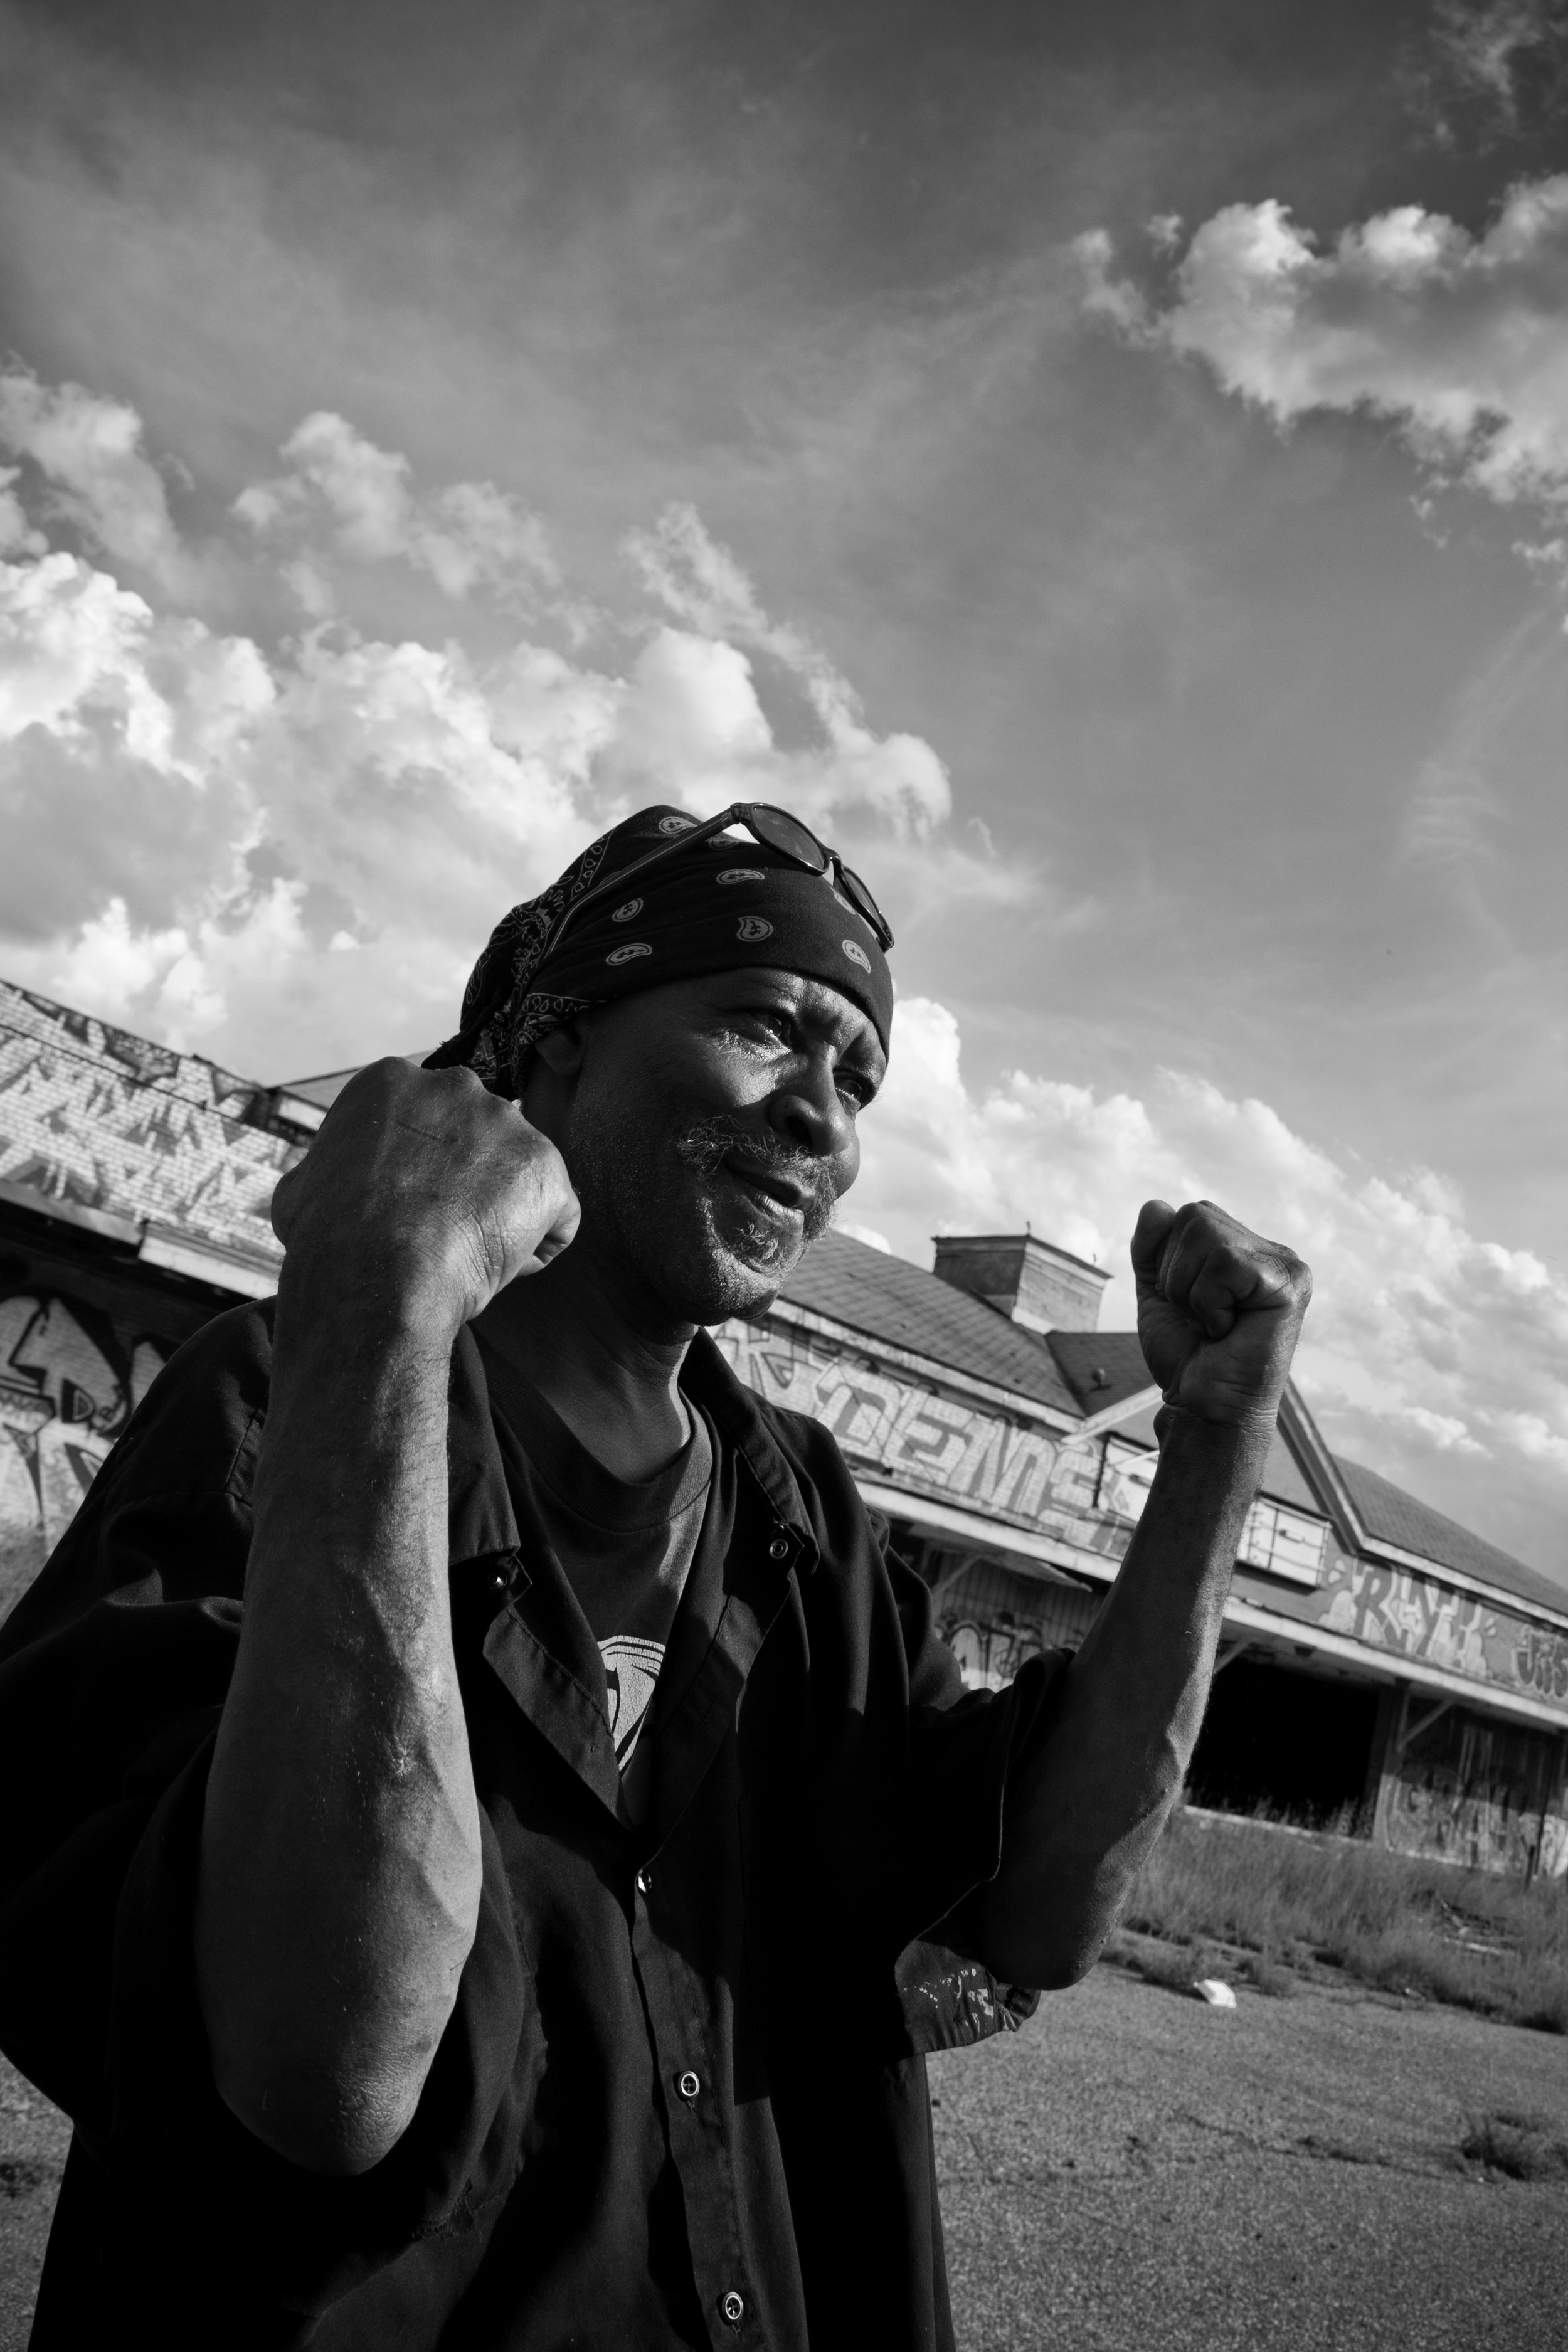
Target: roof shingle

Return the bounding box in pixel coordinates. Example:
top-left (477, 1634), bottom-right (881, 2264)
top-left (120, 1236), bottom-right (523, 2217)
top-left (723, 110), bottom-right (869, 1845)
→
top-left (1042, 1330), bottom-right (1152, 1414)
top-left (781, 1232), bottom-right (1566, 1618)
top-left (1337, 1458), bottom-right (1567, 1617)
top-left (778, 1229), bottom-right (1081, 1417)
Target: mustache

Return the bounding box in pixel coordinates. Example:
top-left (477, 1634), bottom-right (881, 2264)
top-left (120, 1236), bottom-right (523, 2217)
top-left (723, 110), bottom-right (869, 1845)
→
top-left (673, 1115), bottom-right (837, 1242)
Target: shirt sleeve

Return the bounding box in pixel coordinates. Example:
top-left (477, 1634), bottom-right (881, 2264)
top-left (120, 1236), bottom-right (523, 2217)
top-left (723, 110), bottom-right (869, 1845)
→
top-left (889, 1538), bottom-right (1073, 1942)
top-left (755, 1405), bottom-right (1072, 2023)
top-left (0, 1303), bottom-right (529, 2316)
top-left (874, 1522), bottom-right (1070, 2046)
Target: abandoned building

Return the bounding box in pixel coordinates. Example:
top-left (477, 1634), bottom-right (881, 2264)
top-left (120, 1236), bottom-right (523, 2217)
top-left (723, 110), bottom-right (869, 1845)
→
top-left (2, 973), bottom-right (1565, 1878)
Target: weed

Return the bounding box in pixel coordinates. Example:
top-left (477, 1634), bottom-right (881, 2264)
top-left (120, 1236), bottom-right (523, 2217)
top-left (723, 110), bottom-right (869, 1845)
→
top-left (1123, 1940), bottom-right (1203, 1994)
top-left (1120, 1808), bottom-right (1568, 2030)
top-left (1460, 2110), bottom-right (1568, 2181)
top-left (1239, 1950), bottom-right (1294, 1998)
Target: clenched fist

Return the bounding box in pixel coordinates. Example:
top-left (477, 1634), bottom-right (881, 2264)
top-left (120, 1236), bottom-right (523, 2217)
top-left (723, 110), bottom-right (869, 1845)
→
top-left (1131, 1199), bottom-right (1310, 1433)
top-left (269, 1058), bottom-right (580, 1335)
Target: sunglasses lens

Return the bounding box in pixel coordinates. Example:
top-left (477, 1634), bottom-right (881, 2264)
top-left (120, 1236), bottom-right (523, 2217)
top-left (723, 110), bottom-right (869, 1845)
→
top-left (743, 803), bottom-right (893, 948)
top-left (837, 864), bottom-right (894, 949)
top-left (748, 805), bottom-right (830, 872)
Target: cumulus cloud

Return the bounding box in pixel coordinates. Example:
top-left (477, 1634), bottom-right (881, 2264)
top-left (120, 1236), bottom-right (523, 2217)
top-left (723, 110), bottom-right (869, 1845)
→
top-left (850, 998), bottom-right (1568, 1578)
top-left (1077, 174), bottom-right (1568, 541)
top-left (3, 363), bottom-right (1557, 1576)
top-left (625, 504), bottom-right (951, 835)
top-left (236, 411), bottom-right (561, 608)
top-left (0, 369), bottom-right (209, 600)
top-left (0, 369), bottom-right (958, 1076)
top-left (0, 543), bottom-right (598, 1062)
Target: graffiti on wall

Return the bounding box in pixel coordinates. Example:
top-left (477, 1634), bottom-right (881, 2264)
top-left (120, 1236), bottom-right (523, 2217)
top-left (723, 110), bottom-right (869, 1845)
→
top-left (932, 1557), bottom-right (1101, 1692)
top-left (1297, 1553), bottom-right (1568, 1717)
top-left (0, 981), bottom-right (290, 1261)
top-left (1383, 1703), bottom-right (1568, 1877)
top-left (716, 1315), bottom-right (1568, 1724)
top-left (712, 1318), bottom-right (1121, 1557)
top-left (0, 1288), bottom-right (174, 1621)
top-left (942, 1615), bottom-right (1047, 1693)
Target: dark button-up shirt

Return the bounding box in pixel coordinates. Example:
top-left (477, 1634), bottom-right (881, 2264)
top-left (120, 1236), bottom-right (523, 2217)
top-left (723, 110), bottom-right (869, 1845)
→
top-left (0, 1304), bottom-right (1064, 2350)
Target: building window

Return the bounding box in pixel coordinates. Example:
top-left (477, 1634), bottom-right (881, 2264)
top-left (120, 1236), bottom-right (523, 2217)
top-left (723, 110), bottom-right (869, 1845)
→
top-left (1098, 1438), bottom-right (1326, 1588)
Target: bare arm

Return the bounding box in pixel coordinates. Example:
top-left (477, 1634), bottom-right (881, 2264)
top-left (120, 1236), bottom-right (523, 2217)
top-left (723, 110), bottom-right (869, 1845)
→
top-left (194, 1061), bottom-right (578, 2176)
top-left (975, 1199), bottom-right (1310, 1989)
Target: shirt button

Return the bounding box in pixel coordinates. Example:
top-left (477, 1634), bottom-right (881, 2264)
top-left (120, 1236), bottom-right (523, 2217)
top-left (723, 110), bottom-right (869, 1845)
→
top-left (676, 2069), bottom-right (701, 2102)
top-left (719, 2289), bottom-right (745, 2328)
top-left (635, 1867), bottom-right (653, 1896)
top-left (768, 1534), bottom-right (788, 1560)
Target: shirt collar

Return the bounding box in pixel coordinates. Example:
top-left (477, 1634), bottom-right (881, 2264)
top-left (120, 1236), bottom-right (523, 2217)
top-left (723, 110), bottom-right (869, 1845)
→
top-left (678, 1328), bottom-right (819, 1569)
top-left (445, 1318), bottom-right (818, 1577)
top-left (446, 1322), bottom-right (521, 1567)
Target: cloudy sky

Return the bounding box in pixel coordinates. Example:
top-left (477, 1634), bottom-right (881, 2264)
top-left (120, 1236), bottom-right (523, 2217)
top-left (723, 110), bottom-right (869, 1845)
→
top-left (1, 0), bottom-right (1564, 1579)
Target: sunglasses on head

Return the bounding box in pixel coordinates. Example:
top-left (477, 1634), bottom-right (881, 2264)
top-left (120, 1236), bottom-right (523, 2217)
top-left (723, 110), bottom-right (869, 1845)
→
top-left (545, 801), bottom-right (895, 958)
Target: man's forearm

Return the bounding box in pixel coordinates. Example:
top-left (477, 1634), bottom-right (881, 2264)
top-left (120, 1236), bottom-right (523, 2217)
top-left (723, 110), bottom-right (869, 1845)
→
top-left (194, 1268), bottom-right (483, 2178)
top-left (974, 1406), bottom-right (1269, 1987)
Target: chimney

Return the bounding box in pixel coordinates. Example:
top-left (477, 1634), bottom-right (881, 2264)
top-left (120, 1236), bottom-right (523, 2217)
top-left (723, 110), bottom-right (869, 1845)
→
top-left (931, 1232), bottom-right (1111, 1334)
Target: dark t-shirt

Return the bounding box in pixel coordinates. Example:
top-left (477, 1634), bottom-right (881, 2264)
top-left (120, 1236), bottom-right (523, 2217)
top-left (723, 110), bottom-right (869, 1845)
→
top-left (476, 1340), bottom-right (722, 1804)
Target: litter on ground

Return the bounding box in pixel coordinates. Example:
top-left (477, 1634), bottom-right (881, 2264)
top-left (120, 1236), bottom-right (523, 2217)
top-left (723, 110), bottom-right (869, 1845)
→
top-left (1194, 1979), bottom-right (1238, 2008)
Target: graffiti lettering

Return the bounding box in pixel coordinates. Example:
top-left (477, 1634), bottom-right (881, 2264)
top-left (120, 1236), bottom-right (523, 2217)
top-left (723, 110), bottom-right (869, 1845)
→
top-left (940, 1616), bottom-right (1046, 1693)
top-left (715, 1316), bottom-right (1568, 1722)
top-left (0, 1288), bottom-right (173, 1623)
top-left (1513, 1627), bottom-right (1568, 1704)
top-left (1307, 1550), bottom-right (1568, 1712)
top-left (713, 1320), bottom-right (1099, 1542)
top-left (1384, 1707), bottom-right (1568, 1877)
top-left (0, 982), bottom-right (290, 1261)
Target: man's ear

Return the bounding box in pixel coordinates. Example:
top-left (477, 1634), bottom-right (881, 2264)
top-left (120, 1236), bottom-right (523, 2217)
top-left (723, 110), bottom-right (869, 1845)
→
top-left (521, 1017), bottom-right (589, 1141)
top-left (532, 1021), bottom-right (588, 1080)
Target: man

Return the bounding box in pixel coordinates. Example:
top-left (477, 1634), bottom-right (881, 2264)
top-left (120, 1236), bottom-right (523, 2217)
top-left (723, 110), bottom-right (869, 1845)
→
top-left (0, 802), bottom-right (1309, 2349)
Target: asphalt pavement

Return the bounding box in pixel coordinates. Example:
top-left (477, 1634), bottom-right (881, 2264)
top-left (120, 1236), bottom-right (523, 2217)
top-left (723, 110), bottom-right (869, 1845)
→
top-left (2, 1966), bottom-right (1565, 2348)
top-left (933, 1962), bottom-right (1568, 2352)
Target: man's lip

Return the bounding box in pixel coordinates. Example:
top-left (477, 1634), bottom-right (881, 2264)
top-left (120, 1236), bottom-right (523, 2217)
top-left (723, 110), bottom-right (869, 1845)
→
top-left (721, 1151), bottom-right (807, 1214)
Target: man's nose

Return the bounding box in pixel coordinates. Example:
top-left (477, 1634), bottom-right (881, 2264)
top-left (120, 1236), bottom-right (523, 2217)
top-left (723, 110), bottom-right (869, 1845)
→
top-left (767, 1054), bottom-right (854, 1163)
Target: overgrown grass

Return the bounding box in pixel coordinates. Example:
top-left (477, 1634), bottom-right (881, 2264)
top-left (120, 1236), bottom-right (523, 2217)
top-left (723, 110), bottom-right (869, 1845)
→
top-left (1460, 2111), bottom-right (1568, 2181)
top-left (1111, 1807), bottom-right (1568, 2030)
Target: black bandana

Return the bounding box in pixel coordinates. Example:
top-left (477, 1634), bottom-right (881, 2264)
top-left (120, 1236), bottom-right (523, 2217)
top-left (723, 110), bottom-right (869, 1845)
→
top-left (428, 805), bottom-right (894, 1097)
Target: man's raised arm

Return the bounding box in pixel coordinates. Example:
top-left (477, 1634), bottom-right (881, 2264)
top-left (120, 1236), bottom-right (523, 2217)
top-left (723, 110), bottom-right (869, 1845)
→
top-left (974, 1199), bottom-right (1311, 1989)
top-left (193, 1061), bottom-right (578, 2177)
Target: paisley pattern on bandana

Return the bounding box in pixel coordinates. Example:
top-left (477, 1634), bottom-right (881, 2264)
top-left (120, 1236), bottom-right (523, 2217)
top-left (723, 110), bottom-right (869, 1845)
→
top-left (427, 804), bottom-right (894, 1096)
top-left (441, 829), bottom-right (616, 1093)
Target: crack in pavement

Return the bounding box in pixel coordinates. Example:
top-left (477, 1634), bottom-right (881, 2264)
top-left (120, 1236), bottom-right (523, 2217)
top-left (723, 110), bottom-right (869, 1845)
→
top-left (935, 2107), bottom-right (1503, 2190)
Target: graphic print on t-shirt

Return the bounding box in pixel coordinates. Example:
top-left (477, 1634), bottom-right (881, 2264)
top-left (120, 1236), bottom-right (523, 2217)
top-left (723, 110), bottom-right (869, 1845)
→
top-left (600, 1635), bottom-right (665, 1767)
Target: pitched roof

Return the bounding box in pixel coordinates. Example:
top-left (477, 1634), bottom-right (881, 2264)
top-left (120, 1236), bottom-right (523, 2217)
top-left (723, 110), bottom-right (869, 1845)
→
top-left (1042, 1329), bottom-right (1153, 1414)
top-left (275, 1068), bottom-right (362, 1113)
top-left (784, 1231), bottom-right (1565, 1618)
top-left (779, 1229), bottom-right (1081, 1417)
top-left (1338, 1457), bottom-right (1567, 1617)
top-left (10, 985), bottom-right (1559, 1619)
